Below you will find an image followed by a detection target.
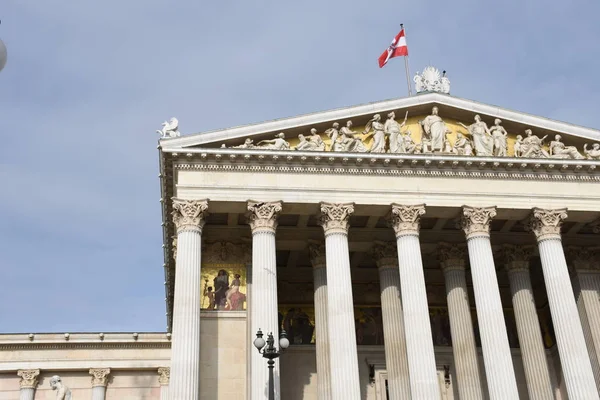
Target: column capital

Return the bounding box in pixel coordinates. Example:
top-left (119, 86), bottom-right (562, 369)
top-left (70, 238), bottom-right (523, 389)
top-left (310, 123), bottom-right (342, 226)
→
top-left (89, 368), bottom-right (111, 387)
top-left (438, 242), bottom-right (467, 271)
top-left (372, 241), bottom-right (398, 269)
top-left (567, 246), bottom-right (600, 273)
top-left (308, 240), bottom-right (326, 269)
top-left (171, 198), bottom-right (209, 234)
top-left (387, 203), bottom-right (426, 237)
top-left (318, 202), bottom-right (354, 236)
top-left (460, 206), bottom-right (497, 239)
top-left (158, 367), bottom-right (170, 386)
top-left (17, 369), bottom-right (40, 389)
top-left (526, 208), bottom-right (568, 242)
top-left (246, 200), bottom-right (282, 234)
top-left (588, 218), bottom-right (600, 234)
top-left (503, 244), bottom-right (534, 273)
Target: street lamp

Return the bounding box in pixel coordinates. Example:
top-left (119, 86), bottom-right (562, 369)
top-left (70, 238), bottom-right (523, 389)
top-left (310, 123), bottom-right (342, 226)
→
top-left (253, 328), bottom-right (289, 400)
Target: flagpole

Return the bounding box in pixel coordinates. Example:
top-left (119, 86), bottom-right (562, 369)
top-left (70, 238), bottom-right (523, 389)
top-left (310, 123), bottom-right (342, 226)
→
top-left (401, 23), bottom-right (412, 96)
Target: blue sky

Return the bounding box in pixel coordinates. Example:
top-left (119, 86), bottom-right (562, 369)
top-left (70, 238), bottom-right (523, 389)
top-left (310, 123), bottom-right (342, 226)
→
top-left (1, 1), bottom-right (599, 333)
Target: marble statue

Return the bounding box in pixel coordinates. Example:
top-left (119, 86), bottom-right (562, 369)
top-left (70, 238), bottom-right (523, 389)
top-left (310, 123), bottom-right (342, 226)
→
top-left (442, 134), bottom-right (455, 154)
top-left (453, 133), bottom-right (473, 156)
top-left (458, 115), bottom-right (494, 156)
top-left (402, 131), bottom-right (421, 154)
top-left (385, 111), bottom-right (408, 153)
top-left (514, 135), bottom-right (524, 157)
top-left (584, 143), bottom-right (600, 160)
top-left (413, 66), bottom-right (450, 94)
top-left (549, 135), bottom-right (584, 159)
top-left (364, 114), bottom-right (386, 153)
top-left (325, 122), bottom-right (340, 151)
top-left (489, 119), bottom-right (508, 157)
top-left (333, 120), bottom-right (368, 152)
top-left (296, 129), bottom-right (325, 151)
top-left (232, 138), bottom-right (255, 149)
top-left (420, 106), bottom-right (450, 152)
top-left (50, 376), bottom-right (72, 400)
top-left (520, 129), bottom-right (549, 158)
top-left (256, 132), bottom-right (290, 150)
top-left (157, 117), bottom-right (180, 139)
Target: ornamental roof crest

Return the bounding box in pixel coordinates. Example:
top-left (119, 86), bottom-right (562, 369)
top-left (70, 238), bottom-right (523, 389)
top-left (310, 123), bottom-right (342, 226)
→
top-left (414, 66), bottom-right (450, 94)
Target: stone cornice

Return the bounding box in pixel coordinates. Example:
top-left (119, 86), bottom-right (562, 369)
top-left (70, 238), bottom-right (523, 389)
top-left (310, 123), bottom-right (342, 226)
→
top-left (0, 333), bottom-right (171, 351)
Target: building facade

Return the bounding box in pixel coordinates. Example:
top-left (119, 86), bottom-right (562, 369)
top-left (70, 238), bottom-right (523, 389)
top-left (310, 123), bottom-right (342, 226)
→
top-left (2, 83), bottom-right (600, 399)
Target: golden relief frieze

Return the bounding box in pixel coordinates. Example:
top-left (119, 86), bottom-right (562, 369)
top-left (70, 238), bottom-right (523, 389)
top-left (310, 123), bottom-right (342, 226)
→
top-left (220, 108), bottom-right (600, 161)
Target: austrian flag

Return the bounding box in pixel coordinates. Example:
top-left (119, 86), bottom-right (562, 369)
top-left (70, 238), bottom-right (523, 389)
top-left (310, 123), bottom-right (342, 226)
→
top-left (378, 28), bottom-right (408, 68)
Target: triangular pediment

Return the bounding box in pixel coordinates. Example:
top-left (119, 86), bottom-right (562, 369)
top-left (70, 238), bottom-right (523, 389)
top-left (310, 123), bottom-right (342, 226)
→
top-left (160, 93), bottom-right (600, 159)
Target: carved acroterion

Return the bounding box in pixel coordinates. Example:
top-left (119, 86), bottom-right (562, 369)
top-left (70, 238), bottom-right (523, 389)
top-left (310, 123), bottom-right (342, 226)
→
top-left (157, 117), bottom-right (180, 139)
top-left (387, 203), bottom-right (426, 237)
top-left (171, 199), bottom-right (209, 233)
top-left (318, 202), bottom-right (354, 235)
top-left (246, 200), bottom-right (283, 234)
top-left (460, 206), bottom-right (497, 239)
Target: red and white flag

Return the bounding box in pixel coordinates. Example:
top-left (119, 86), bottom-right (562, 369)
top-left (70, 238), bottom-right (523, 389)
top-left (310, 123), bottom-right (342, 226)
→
top-left (378, 28), bottom-right (408, 68)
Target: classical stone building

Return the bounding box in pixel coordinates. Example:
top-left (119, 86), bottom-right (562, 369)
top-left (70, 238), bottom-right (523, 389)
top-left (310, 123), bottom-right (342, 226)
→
top-left (2, 75), bottom-right (600, 399)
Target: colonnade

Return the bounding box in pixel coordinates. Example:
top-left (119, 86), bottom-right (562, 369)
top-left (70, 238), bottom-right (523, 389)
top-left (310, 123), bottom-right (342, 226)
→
top-left (168, 198), bottom-right (599, 400)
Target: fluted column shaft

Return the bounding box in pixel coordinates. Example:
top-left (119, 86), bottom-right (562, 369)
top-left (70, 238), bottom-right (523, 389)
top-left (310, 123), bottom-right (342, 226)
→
top-left (503, 245), bottom-right (553, 400)
top-left (247, 201), bottom-right (283, 400)
top-left (528, 208), bottom-right (599, 399)
top-left (91, 386), bottom-right (106, 400)
top-left (569, 247), bottom-right (600, 392)
top-left (169, 199), bottom-right (208, 400)
top-left (439, 244), bottom-right (483, 400)
top-left (389, 204), bottom-right (440, 399)
top-left (158, 367), bottom-right (171, 400)
top-left (318, 202), bottom-right (361, 400)
top-left (461, 206), bottom-right (519, 399)
top-left (309, 241), bottom-right (331, 400)
top-left (17, 370), bottom-right (39, 400)
top-left (374, 242), bottom-right (411, 400)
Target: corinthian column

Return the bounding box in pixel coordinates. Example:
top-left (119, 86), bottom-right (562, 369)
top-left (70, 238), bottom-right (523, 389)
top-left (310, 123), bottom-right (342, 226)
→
top-left (460, 206), bottom-right (519, 399)
top-left (388, 204), bottom-right (439, 399)
top-left (438, 243), bottom-right (483, 400)
top-left (247, 200), bottom-right (283, 400)
top-left (89, 368), bottom-right (110, 400)
top-left (17, 369), bottom-right (39, 400)
top-left (318, 202), bottom-right (360, 399)
top-left (503, 244), bottom-right (553, 400)
top-left (158, 367), bottom-right (170, 400)
top-left (568, 246), bottom-right (600, 392)
top-left (528, 208), bottom-right (599, 399)
top-left (169, 198), bottom-right (209, 400)
top-left (373, 241), bottom-right (411, 400)
top-left (308, 240), bottom-right (331, 400)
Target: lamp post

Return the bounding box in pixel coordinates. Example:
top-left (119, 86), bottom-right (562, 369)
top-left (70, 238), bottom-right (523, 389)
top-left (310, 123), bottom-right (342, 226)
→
top-left (253, 328), bottom-right (289, 400)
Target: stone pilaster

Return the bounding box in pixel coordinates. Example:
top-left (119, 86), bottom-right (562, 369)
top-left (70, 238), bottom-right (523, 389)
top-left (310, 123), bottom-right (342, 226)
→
top-left (388, 203), bottom-right (439, 399)
top-left (460, 206), bottom-right (519, 399)
top-left (170, 198), bottom-right (209, 400)
top-left (17, 369), bottom-right (39, 400)
top-left (89, 368), bottom-right (110, 400)
top-left (503, 244), bottom-right (554, 400)
top-left (318, 202), bottom-right (360, 400)
top-left (373, 241), bottom-right (411, 400)
top-left (568, 246), bottom-right (600, 393)
top-left (158, 367), bottom-right (170, 400)
top-left (308, 240), bottom-right (331, 400)
top-left (438, 243), bottom-right (483, 400)
top-left (247, 200), bottom-right (283, 400)
top-left (527, 208), bottom-right (599, 399)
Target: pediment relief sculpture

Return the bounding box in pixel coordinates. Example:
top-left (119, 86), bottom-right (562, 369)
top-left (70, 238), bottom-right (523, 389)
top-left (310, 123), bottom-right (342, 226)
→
top-left (219, 108), bottom-right (599, 161)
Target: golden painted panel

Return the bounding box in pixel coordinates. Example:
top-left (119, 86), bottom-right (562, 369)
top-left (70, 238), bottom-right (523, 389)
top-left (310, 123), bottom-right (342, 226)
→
top-left (201, 266), bottom-right (247, 311)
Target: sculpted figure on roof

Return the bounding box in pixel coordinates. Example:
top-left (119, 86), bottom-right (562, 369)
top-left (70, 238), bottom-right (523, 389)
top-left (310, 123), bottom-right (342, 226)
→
top-left (296, 128), bottom-right (325, 151)
top-left (364, 114), bottom-right (386, 153)
top-left (459, 115), bottom-right (494, 156)
top-left (420, 106), bottom-right (449, 152)
top-left (453, 132), bottom-right (473, 156)
top-left (584, 143), bottom-right (600, 160)
top-left (520, 129), bottom-right (549, 158)
top-left (549, 134), bottom-right (584, 159)
top-left (385, 111), bottom-right (408, 153)
top-left (490, 119), bottom-right (508, 157)
top-left (157, 117), bottom-right (180, 139)
top-left (332, 120), bottom-right (367, 152)
top-left (325, 122), bottom-right (340, 150)
top-left (232, 138), bottom-right (255, 149)
top-left (256, 132), bottom-right (290, 150)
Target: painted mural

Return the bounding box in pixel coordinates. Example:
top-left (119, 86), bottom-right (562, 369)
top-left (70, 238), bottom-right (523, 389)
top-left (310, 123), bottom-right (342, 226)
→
top-left (201, 267), bottom-right (247, 310)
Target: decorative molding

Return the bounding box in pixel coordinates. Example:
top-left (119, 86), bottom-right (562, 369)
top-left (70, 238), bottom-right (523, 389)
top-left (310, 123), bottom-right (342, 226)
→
top-left (246, 200), bottom-right (282, 234)
top-left (372, 241), bottom-right (398, 268)
top-left (318, 202), bottom-right (354, 235)
top-left (202, 241), bottom-right (248, 264)
top-left (460, 206), bottom-right (497, 239)
top-left (171, 198), bottom-right (209, 234)
top-left (307, 240), bottom-right (326, 268)
top-left (526, 208), bottom-right (568, 242)
top-left (0, 342), bottom-right (171, 351)
top-left (17, 369), bottom-right (40, 389)
top-left (158, 367), bottom-right (170, 386)
top-left (438, 242), bottom-right (467, 271)
top-left (89, 368), bottom-right (111, 387)
top-left (503, 244), bottom-right (535, 272)
top-left (387, 204), bottom-right (426, 237)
